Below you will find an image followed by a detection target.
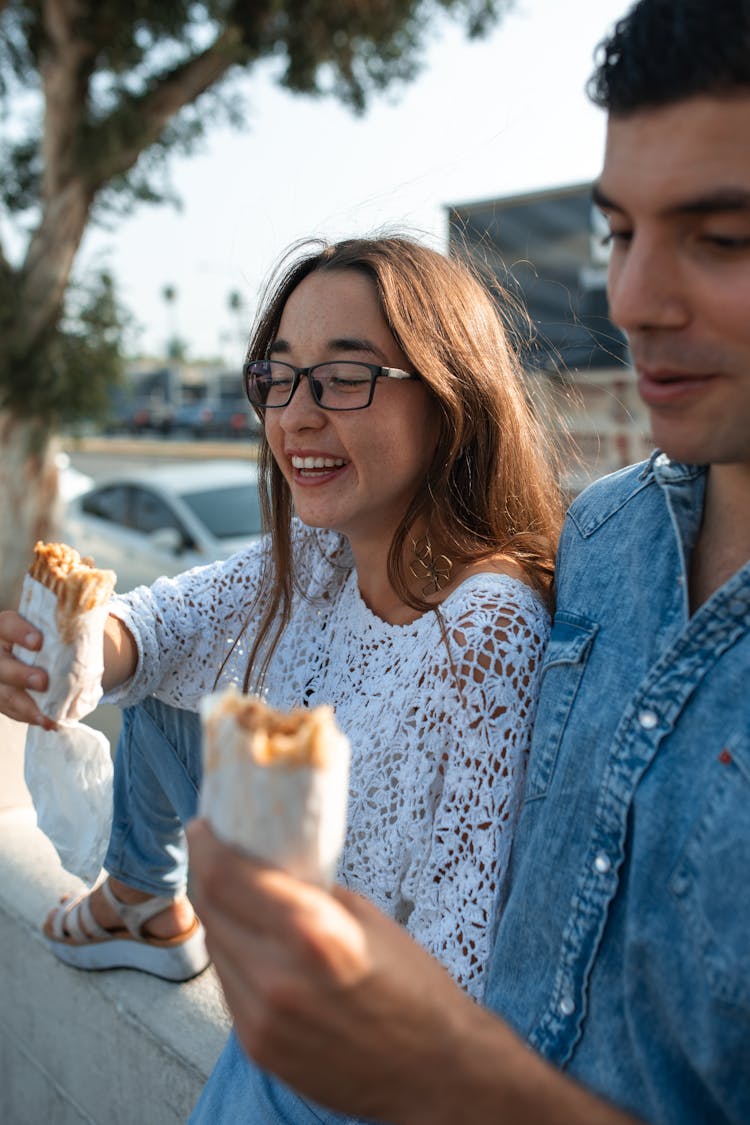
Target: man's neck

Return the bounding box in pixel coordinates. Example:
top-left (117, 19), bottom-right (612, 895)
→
top-left (689, 463), bottom-right (750, 611)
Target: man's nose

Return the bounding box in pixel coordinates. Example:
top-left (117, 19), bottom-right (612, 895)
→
top-left (607, 236), bottom-right (689, 333)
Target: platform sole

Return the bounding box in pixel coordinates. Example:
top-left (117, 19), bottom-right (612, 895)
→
top-left (44, 923), bottom-right (210, 981)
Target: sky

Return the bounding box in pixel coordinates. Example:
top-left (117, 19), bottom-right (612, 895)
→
top-left (78, 0), bottom-right (631, 363)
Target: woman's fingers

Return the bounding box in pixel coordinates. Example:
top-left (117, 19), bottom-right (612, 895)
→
top-left (0, 610), bottom-right (53, 727)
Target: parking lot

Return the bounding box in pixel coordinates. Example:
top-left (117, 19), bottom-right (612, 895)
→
top-left (65, 433), bottom-right (259, 481)
top-left (61, 436), bottom-right (261, 749)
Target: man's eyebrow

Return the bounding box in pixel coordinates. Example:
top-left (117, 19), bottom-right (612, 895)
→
top-left (592, 182), bottom-right (750, 215)
top-left (670, 188), bottom-right (750, 216)
top-left (591, 183), bottom-right (619, 211)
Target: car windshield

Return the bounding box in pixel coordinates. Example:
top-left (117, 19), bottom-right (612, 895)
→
top-left (180, 482), bottom-right (263, 539)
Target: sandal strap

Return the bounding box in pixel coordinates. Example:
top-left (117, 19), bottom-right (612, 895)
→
top-left (76, 893), bottom-right (112, 941)
top-left (49, 890), bottom-right (84, 941)
top-left (49, 890), bottom-right (111, 943)
top-left (101, 879), bottom-right (177, 939)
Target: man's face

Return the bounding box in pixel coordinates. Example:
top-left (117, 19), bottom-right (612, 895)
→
top-left (595, 95), bottom-right (750, 468)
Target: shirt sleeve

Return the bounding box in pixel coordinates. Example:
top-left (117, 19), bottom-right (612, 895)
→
top-left (400, 581), bottom-right (549, 1000)
top-left (104, 538), bottom-right (270, 711)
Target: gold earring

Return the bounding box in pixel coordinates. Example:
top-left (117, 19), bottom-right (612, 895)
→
top-left (409, 535), bottom-right (453, 596)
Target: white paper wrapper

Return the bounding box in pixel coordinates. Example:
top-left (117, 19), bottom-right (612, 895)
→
top-left (198, 691), bottom-right (350, 887)
top-left (24, 724), bottom-right (113, 885)
top-left (15, 576), bottom-right (108, 723)
top-left (13, 572), bottom-right (113, 883)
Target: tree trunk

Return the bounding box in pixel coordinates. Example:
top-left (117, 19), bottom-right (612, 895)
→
top-left (0, 412), bottom-right (60, 610)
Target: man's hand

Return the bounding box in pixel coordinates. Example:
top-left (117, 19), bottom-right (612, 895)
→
top-left (187, 818), bottom-right (476, 1123)
top-left (188, 821), bottom-right (641, 1125)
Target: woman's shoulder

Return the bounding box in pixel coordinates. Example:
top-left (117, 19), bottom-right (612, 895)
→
top-left (436, 568), bottom-right (551, 664)
top-left (440, 563), bottom-right (548, 622)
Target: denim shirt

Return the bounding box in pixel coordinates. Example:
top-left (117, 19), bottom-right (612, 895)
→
top-left (486, 453), bottom-right (750, 1124)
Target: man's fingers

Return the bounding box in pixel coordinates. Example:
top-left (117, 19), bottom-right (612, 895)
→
top-left (188, 819), bottom-right (373, 983)
top-left (188, 818), bottom-right (345, 939)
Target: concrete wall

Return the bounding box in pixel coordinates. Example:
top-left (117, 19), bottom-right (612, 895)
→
top-left (0, 715), bottom-right (231, 1124)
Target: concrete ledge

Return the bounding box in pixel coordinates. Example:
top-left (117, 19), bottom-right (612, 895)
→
top-left (0, 717), bottom-right (231, 1124)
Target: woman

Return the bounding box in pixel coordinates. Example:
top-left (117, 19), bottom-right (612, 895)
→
top-left (0, 234), bottom-right (564, 1112)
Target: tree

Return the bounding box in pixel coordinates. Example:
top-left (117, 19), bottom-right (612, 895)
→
top-left (227, 287), bottom-right (247, 353)
top-left (0, 0), bottom-right (512, 606)
top-left (161, 283), bottom-right (186, 359)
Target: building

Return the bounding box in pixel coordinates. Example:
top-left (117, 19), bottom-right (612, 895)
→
top-left (447, 182), bottom-right (652, 492)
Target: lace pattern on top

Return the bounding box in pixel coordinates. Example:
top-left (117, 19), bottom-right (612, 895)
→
top-left (107, 522), bottom-right (550, 998)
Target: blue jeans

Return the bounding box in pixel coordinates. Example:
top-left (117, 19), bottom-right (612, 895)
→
top-left (189, 1029), bottom-right (369, 1125)
top-left (106, 697), bottom-right (369, 1124)
top-left (104, 696), bottom-right (202, 896)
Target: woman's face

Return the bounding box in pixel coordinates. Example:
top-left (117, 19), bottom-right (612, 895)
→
top-left (264, 268), bottom-right (440, 550)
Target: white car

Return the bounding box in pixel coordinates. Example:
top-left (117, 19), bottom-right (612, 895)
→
top-left (56, 451), bottom-right (95, 501)
top-left (62, 460), bottom-right (264, 593)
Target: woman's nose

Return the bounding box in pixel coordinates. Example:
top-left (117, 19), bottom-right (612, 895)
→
top-left (279, 372), bottom-right (325, 430)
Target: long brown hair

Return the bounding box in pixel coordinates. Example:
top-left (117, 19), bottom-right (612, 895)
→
top-left (236, 235), bottom-right (566, 690)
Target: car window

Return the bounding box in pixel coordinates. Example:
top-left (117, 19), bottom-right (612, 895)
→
top-left (81, 485), bottom-right (130, 525)
top-left (130, 487), bottom-right (183, 535)
top-left (180, 483), bottom-right (262, 539)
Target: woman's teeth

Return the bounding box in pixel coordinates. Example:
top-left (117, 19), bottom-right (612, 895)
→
top-left (291, 456), bottom-right (345, 470)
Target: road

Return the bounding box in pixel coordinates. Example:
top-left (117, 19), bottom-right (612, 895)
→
top-left (65, 435), bottom-right (258, 483)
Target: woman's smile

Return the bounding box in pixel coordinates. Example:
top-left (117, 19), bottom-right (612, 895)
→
top-left (265, 269), bottom-right (439, 550)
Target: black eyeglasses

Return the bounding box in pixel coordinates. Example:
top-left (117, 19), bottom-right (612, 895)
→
top-left (243, 359), bottom-right (419, 412)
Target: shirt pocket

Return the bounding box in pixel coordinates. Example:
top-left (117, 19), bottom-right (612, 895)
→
top-left (524, 612), bottom-right (598, 801)
top-left (670, 733), bottom-right (750, 1009)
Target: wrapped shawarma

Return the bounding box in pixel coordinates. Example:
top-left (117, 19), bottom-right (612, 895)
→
top-left (16, 540), bottom-right (116, 723)
top-left (14, 541), bottom-right (116, 883)
top-left (199, 688), bottom-right (350, 887)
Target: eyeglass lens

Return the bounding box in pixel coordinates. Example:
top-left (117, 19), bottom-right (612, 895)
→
top-left (247, 362), bottom-right (374, 409)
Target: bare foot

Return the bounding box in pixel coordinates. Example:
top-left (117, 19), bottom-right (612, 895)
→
top-left (46, 877), bottom-right (195, 941)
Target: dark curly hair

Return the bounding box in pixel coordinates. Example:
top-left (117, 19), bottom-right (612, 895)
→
top-left (588, 0), bottom-right (750, 113)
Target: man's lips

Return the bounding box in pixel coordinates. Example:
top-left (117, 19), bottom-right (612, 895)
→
top-left (636, 368), bottom-right (718, 406)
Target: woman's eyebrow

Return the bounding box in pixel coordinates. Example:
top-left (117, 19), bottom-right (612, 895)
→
top-left (270, 336), bottom-right (388, 360)
top-left (327, 336), bottom-right (385, 358)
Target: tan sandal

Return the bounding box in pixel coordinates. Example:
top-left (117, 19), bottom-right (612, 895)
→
top-left (44, 878), bottom-right (210, 981)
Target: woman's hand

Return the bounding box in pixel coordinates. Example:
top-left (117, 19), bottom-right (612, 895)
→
top-left (0, 608), bottom-right (136, 727)
top-left (0, 610), bottom-right (56, 729)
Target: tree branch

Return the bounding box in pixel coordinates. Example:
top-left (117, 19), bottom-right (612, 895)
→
top-left (7, 0), bottom-right (98, 355)
top-left (86, 26), bottom-right (248, 189)
top-left (40, 0), bottom-right (98, 194)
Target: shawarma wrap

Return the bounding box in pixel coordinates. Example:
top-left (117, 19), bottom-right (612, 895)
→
top-left (199, 688), bottom-right (350, 887)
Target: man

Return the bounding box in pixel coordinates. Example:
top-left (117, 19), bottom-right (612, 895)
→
top-left (187, 0), bottom-right (750, 1120)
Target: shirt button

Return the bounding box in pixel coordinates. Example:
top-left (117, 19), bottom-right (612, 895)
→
top-left (559, 994), bottom-right (575, 1016)
top-left (594, 852), bottom-right (611, 874)
top-left (672, 873), bottom-right (689, 897)
top-left (729, 598), bottom-right (747, 616)
top-left (638, 708), bottom-right (658, 730)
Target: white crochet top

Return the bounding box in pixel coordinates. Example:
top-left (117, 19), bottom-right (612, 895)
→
top-left (107, 522), bottom-right (549, 999)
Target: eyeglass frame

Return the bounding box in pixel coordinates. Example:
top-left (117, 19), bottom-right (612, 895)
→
top-left (242, 359), bottom-right (420, 412)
